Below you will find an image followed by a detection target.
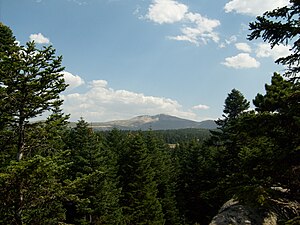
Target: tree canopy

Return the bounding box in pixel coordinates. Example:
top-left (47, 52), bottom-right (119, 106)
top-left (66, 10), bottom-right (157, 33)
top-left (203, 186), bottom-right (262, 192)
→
top-left (1, 4), bottom-right (300, 223)
top-left (248, 0), bottom-right (300, 79)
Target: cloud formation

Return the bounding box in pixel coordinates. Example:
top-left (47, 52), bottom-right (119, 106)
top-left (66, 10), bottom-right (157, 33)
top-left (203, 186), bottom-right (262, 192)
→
top-left (168, 12), bottom-right (220, 45)
top-left (235, 42), bottom-right (252, 53)
top-left (192, 104), bottom-right (210, 110)
top-left (224, 0), bottom-right (289, 16)
top-left (221, 42), bottom-right (292, 70)
top-left (222, 53), bottom-right (260, 69)
top-left (147, 0), bottom-right (188, 24)
top-left (256, 43), bottom-right (291, 60)
top-left (61, 71), bottom-right (85, 90)
top-left (146, 0), bottom-right (220, 46)
top-left (29, 33), bottom-right (50, 44)
top-left (61, 79), bottom-right (198, 122)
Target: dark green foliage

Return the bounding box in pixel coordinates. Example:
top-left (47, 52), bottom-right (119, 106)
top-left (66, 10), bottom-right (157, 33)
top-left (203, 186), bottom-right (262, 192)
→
top-left (212, 89), bottom-right (250, 178)
top-left (223, 89), bottom-right (250, 119)
top-left (0, 23), bottom-right (19, 165)
top-left (208, 74), bottom-right (299, 208)
top-left (0, 22), bottom-right (19, 54)
top-left (0, 153), bottom-right (69, 224)
top-left (0, 23), bottom-right (71, 225)
top-left (144, 132), bottom-right (181, 225)
top-left (0, 27), bottom-right (67, 161)
top-left (1, 9), bottom-right (299, 224)
top-left (166, 75), bottom-right (298, 224)
top-left (173, 140), bottom-right (221, 225)
top-left (65, 118), bottom-right (123, 224)
top-left (118, 133), bottom-right (164, 225)
top-left (250, 74), bottom-right (299, 195)
top-left (101, 128), bottom-right (211, 145)
top-left (248, 0), bottom-right (300, 78)
top-left (216, 88), bottom-right (250, 128)
top-left (152, 128), bottom-right (211, 144)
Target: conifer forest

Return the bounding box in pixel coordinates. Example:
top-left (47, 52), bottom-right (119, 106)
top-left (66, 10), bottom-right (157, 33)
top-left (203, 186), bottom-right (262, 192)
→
top-left (0, 1), bottom-right (299, 224)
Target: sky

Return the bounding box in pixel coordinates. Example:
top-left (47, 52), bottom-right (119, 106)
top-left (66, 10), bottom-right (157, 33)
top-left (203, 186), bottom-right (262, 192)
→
top-left (1, 0), bottom-right (291, 122)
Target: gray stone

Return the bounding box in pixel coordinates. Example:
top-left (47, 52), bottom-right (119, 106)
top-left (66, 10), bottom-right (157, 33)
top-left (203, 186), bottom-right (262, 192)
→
top-left (209, 198), bottom-right (299, 225)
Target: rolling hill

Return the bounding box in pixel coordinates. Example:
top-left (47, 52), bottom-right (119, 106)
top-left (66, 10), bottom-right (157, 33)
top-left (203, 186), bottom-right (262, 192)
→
top-left (82, 114), bottom-right (217, 131)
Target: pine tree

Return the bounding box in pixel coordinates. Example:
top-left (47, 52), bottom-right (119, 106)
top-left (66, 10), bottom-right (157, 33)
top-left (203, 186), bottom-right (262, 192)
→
top-left (217, 88), bottom-right (250, 127)
top-left (0, 29), bottom-right (67, 161)
top-left (65, 118), bottom-right (123, 224)
top-left (173, 139), bottom-right (219, 225)
top-left (119, 133), bottom-right (164, 225)
top-left (203, 89), bottom-right (252, 209)
top-left (0, 23), bottom-right (71, 225)
top-left (248, 0), bottom-right (300, 79)
top-left (213, 89), bottom-right (250, 172)
top-left (0, 23), bottom-right (20, 166)
top-left (0, 153), bottom-right (70, 224)
top-left (209, 74), bottom-right (299, 207)
top-left (251, 73), bottom-right (300, 195)
top-left (144, 131), bottom-right (180, 225)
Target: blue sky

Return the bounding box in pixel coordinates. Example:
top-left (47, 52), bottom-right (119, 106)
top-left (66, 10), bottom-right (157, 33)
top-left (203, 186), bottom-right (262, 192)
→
top-left (1, 0), bottom-right (291, 122)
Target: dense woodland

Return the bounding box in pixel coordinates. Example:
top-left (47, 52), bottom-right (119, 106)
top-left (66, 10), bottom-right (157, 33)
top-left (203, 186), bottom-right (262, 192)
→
top-left (0, 1), bottom-right (299, 224)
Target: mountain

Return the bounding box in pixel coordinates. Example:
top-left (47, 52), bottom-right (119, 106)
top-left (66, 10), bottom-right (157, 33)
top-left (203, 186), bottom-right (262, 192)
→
top-left (85, 114), bottom-right (217, 131)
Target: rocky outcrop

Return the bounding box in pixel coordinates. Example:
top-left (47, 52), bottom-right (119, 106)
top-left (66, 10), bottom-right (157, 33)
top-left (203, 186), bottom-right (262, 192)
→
top-left (209, 198), bottom-right (300, 225)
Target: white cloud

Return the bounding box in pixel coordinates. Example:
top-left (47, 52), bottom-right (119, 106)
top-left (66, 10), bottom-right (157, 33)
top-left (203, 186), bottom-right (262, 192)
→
top-left (222, 53), bottom-right (260, 69)
top-left (256, 43), bottom-right (291, 60)
top-left (61, 71), bottom-right (85, 90)
top-left (90, 79), bottom-right (108, 88)
top-left (192, 104), bottom-right (210, 110)
top-left (146, 0), bottom-right (220, 46)
top-left (61, 80), bottom-right (198, 121)
top-left (224, 0), bottom-right (290, 16)
top-left (235, 42), bottom-right (252, 53)
top-left (168, 12), bottom-right (220, 45)
top-left (29, 33), bottom-right (50, 44)
top-left (146, 0), bottom-right (188, 24)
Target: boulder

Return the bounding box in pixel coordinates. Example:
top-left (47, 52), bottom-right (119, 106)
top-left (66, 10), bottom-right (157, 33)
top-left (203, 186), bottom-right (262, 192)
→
top-left (209, 198), bottom-right (300, 225)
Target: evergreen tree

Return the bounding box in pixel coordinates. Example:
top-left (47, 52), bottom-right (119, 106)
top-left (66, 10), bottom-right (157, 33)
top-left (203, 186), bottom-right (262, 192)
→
top-left (144, 131), bottom-right (180, 225)
top-left (173, 139), bottom-right (220, 225)
top-left (248, 0), bottom-right (300, 78)
top-left (0, 23), bottom-right (71, 225)
top-left (174, 140), bottom-right (202, 224)
top-left (213, 89), bottom-right (250, 172)
top-left (251, 73), bottom-right (299, 195)
top-left (0, 23), bottom-right (20, 166)
top-left (0, 29), bottom-right (67, 161)
top-left (208, 74), bottom-right (299, 208)
top-left (201, 89), bottom-right (252, 212)
top-left (65, 118), bottom-right (123, 224)
top-left (216, 88), bottom-right (250, 127)
top-left (119, 133), bottom-right (164, 225)
top-left (0, 22), bottom-right (19, 54)
top-left (0, 153), bottom-right (69, 224)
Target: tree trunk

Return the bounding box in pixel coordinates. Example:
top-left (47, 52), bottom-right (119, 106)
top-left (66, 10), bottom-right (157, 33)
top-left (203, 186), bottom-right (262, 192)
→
top-left (16, 117), bottom-right (25, 225)
top-left (17, 117), bottom-right (25, 161)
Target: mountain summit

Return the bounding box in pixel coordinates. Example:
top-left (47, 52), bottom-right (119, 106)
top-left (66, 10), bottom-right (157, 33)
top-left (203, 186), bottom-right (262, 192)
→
top-left (88, 114), bottom-right (217, 130)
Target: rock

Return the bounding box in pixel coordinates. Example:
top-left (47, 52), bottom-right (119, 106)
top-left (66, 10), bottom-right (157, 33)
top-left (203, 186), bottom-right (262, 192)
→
top-left (209, 198), bottom-right (300, 225)
top-left (209, 199), bottom-right (266, 225)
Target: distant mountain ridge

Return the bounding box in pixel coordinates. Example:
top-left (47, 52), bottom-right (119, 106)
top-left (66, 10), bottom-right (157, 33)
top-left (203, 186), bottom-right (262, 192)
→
top-left (79, 114), bottom-right (217, 130)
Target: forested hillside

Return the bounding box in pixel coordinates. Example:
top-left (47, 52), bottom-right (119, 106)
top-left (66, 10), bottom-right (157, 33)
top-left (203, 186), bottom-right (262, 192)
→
top-left (100, 128), bottom-right (211, 144)
top-left (0, 1), bottom-right (299, 224)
